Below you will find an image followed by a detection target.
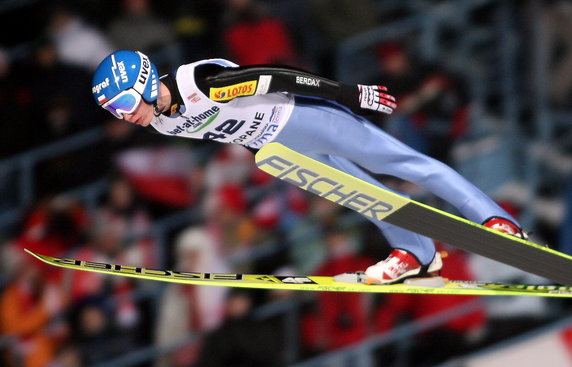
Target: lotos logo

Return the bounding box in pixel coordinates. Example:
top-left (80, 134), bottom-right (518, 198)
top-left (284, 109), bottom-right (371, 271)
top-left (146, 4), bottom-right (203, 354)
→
top-left (209, 80), bottom-right (257, 101)
top-left (92, 77), bottom-right (110, 94)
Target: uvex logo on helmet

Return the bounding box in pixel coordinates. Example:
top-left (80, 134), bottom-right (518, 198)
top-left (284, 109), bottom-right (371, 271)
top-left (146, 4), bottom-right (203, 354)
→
top-left (132, 52), bottom-right (158, 99)
top-left (139, 58), bottom-right (149, 85)
top-left (110, 56), bottom-right (129, 88)
top-left (92, 50), bottom-right (160, 111)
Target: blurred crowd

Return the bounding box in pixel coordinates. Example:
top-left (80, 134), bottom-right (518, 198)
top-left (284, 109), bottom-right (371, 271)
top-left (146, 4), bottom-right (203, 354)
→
top-left (2, 1), bottom-right (572, 367)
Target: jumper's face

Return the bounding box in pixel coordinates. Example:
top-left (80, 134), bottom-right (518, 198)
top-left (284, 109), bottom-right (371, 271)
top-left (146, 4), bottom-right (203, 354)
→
top-left (123, 99), bottom-right (153, 126)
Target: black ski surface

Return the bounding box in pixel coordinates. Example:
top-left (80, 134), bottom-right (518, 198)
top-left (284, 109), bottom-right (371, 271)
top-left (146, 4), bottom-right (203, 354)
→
top-left (256, 143), bottom-right (572, 286)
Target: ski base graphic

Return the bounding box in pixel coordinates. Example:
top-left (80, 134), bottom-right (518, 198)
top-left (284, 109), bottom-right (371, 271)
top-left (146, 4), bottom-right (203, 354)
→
top-left (25, 250), bottom-right (572, 297)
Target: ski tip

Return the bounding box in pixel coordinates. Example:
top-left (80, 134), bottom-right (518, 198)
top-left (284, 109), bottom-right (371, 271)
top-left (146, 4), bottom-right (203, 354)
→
top-left (24, 248), bottom-right (37, 257)
top-left (23, 249), bottom-right (47, 263)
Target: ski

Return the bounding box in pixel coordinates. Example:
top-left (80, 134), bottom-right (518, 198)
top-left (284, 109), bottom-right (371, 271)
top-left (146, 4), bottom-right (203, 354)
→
top-left (255, 143), bottom-right (572, 286)
top-left (24, 250), bottom-right (572, 297)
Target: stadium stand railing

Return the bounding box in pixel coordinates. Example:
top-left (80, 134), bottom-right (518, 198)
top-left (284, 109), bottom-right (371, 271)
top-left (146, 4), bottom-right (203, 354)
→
top-left (0, 127), bottom-right (105, 232)
top-left (334, 0), bottom-right (568, 233)
top-left (431, 315), bottom-right (572, 367)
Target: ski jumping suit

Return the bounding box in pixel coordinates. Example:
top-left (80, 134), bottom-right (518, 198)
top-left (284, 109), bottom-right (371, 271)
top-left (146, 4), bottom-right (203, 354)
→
top-left (149, 58), bottom-right (518, 265)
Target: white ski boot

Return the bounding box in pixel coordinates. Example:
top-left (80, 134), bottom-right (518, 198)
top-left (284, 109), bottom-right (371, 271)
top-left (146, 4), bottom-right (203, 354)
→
top-left (364, 249), bottom-right (444, 284)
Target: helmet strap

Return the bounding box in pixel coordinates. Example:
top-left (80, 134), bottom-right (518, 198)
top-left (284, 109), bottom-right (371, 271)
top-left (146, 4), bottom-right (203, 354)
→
top-left (158, 73), bottom-right (184, 117)
top-left (153, 100), bottom-right (162, 117)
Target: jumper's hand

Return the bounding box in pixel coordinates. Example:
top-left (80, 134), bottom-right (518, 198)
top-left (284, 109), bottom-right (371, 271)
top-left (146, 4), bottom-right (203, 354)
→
top-left (357, 85), bottom-right (396, 114)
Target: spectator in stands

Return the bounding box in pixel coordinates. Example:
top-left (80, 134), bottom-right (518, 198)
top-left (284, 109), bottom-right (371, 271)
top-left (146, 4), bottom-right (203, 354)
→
top-left (29, 40), bottom-right (100, 135)
top-left (169, 0), bottom-right (224, 61)
top-left (371, 41), bottom-right (469, 162)
top-left (24, 39), bottom-right (112, 195)
top-left (203, 184), bottom-right (258, 256)
top-left (115, 145), bottom-right (198, 210)
top-left (70, 296), bottom-right (138, 365)
top-left (250, 184), bottom-right (309, 235)
top-left (66, 205), bottom-right (151, 333)
top-left (197, 289), bottom-right (282, 367)
top-left (47, 3), bottom-right (113, 71)
top-left (0, 40), bottom-right (99, 157)
top-left (301, 229), bottom-right (373, 353)
top-left (204, 144), bottom-right (255, 189)
top-left (107, 0), bottom-right (176, 53)
top-left (202, 146), bottom-right (292, 255)
top-left (374, 243), bottom-right (486, 366)
top-left (95, 176), bottom-right (152, 244)
top-left (106, 0), bottom-right (182, 71)
top-left (102, 115), bottom-right (165, 151)
top-left (91, 177), bottom-right (156, 293)
top-left (5, 196), bottom-right (88, 282)
top-left (287, 198), bottom-right (346, 274)
top-left (308, 0), bottom-right (379, 76)
top-left (0, 255), bottom-right (67, 367)
top-left (468, 253), bottom-right (550, 346)
top-left (155, 226), bottom-right (230, 367)
top-left (540, 0), bottom-right (572, 108)
top-left (257, 0), bottom-right (316, 68)
top-left (47, 344), bottom-right (84, 367)
top-left (222, 0), bottom-right (300, 66)
top-left (308, 0), bottom-right (379, 48)
top-left (0, 48), bottom-right (39, 156)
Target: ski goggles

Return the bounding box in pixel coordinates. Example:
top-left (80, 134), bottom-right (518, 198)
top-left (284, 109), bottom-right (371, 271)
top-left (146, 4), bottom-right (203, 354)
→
top-left (101, 89), bottom-right (142, 119)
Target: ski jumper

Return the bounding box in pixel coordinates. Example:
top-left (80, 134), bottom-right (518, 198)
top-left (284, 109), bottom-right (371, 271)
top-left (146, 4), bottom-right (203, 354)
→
top-left (149, 59), bottom-right (518, 265)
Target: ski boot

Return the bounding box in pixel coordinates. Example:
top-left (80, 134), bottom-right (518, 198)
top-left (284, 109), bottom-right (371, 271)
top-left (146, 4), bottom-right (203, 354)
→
top-left (364, 249), bottom-right (444, 284)
top-left (482, 216), bottom-right (528, 240)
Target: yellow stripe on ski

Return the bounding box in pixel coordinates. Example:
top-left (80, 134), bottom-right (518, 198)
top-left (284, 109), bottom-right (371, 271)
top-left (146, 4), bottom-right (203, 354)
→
top-left (25, 250), bottom-right (572, 297)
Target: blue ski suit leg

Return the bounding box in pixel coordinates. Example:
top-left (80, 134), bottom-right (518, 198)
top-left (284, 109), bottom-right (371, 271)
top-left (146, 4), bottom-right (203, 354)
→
top-left (271, 97), bottom-right (517, 265)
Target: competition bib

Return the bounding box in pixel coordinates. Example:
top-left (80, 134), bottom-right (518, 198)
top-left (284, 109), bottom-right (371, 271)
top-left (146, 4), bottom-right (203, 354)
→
top-left (150, 59), bottom-right (294, 149)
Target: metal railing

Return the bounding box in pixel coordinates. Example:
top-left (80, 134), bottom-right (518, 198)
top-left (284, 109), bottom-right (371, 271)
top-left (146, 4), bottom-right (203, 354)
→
top-left (289, 299), bottom-right (485, 367)
top-left (95, 295), bottom-right (310, 367)
top-left (433, 314), bottom-right (572, 367)
top-left (0, 127), bottom-right (105, 231)
top-left (334, 0), bottom-right (498, 83)
top-left (93, 295), bottom-right (489, 367)
top-left (334, 0), bottom-right (569, 232)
